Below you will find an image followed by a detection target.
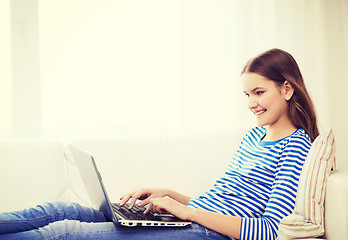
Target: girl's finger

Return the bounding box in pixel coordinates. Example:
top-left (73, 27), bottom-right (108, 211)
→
top-left (137, 198), bottom-right (150, 207)
top-left (119, 192), bottom-right (134, 206)
top-left (128, 193), bottom-right (141, 208)
top-left (143, 202), bottom-right (152, 214)
top-left (128, 190), bottom-right (149, 208)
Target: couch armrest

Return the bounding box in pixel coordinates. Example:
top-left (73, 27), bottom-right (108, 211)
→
top-left (325, 171), bottom-right (348, 239)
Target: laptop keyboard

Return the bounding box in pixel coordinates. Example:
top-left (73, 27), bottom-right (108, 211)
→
top-left (112, 203), bottom-right (158, 221)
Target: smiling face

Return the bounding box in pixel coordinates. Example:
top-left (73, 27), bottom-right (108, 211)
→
top-left (242, 73), bottom-right (293, 131)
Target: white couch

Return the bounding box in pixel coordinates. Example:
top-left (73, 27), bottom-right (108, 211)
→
top-left (1, 132), bottom-right (347, 239)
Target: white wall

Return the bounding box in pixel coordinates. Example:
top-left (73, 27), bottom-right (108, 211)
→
top-left (38, 0), bottom-right (250, 140)
top-left (2, 0), bottom-right (348, 170)
top-left (0, 0), bottom-right (12, 137)
top-left (11, 0), bottom-right (42, 138)
top-left (325, 0), bottom-right (348, 171)
top-left (40, 0), bottom-right (183, 139)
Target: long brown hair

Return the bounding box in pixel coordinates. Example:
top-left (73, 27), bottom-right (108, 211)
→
top-left (242, 48), bottom-right (319, 141)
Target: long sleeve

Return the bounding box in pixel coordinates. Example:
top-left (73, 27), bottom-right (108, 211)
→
top-left (240, 138), bottom-right (311, 239)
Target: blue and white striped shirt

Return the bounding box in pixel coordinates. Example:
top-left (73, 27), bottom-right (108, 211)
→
top-left (188, 127), bottom-right (312, 240)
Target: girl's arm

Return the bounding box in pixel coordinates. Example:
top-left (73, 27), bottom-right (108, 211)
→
top-left (120, 189), bottom-right (241, 237)
top-left (190, 207), bottom-right (241, 239)
top-left (146, 196), bottom-right (241, 239)
top-left (119, 188), bottom-right (192, 208)
top-left (144, 135), bottom-right (312, 240)
top-left (162, 189), bottom-right (192, 205)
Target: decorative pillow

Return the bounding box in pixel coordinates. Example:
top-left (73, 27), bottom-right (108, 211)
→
top-left (277, 129), bottom-right (336, 239)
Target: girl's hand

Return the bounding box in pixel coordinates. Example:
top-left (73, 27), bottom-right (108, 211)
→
top-left (144, 196), bottom-right (194, 221)
top-left (119, 188), bottom-right (169, 209)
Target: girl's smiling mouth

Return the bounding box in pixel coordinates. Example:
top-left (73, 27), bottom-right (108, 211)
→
top-left (253, 109), bottom-right (267, 117)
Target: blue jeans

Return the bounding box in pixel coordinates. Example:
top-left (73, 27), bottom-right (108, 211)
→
top-left (0, 202), bottom-right (231, 240)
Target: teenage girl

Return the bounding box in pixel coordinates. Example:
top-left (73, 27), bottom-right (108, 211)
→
top-left (0, 48), bottom-right (318, 240)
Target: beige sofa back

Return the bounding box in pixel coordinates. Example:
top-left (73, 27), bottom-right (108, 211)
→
top-left (0, 140), bottom-right (69, 212)
top-left (1, 134), bottom-right (347, 239)
top-left (70, 130), bottom-right (244, 203)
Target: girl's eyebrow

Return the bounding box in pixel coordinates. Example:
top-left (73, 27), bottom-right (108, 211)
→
top-left (251, 87), bottom-right (264, 92)
top-left (244, 87), bottom-right (264, 94)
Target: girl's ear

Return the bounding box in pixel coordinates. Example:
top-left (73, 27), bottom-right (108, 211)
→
top-left (283, 80), bottom-right (294, 101)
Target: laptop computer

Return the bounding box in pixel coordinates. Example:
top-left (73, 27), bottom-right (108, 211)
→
top-left (69, 144), bottom-right (192, 227)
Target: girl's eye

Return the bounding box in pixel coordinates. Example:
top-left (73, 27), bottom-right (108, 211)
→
top-left (256, 91), bottom-right (264, 95)
top-left (244, 93), bottom-right (250, 97)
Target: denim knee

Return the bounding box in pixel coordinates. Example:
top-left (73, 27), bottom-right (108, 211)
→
top-left (40, 201), bottom-right (107, 223)
top-left (37, 219), bottom-right (117, 240)
top-left (35, 219), bottom-right (77, 240)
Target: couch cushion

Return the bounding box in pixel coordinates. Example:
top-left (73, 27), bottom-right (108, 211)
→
top-left (325, 171), bottom-right (348, 239)
top-left (278, 129), bottom-right (336, 239)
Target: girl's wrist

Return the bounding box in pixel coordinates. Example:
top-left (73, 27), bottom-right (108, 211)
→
top-left (185, 206), bottom-right (200, 222)
top-left (164, 189), bottom-right (175, 199)
top-left (166, 190), bottom-right (191, 205)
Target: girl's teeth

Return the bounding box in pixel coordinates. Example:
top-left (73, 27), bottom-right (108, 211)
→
top-left (256, 110), bottom-right (266, 115)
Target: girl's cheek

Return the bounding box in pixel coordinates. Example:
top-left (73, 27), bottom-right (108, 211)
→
top-left (259, 96), bottom-right (272, 108)
top-left (257, 99), bottom-right (265, 108)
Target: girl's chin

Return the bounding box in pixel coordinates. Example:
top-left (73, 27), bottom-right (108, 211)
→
top-left (256, 121), bottom-right (267, 127)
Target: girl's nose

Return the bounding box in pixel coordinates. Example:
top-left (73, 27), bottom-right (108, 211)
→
top-left (248, 97), bottom-right (258, 109)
